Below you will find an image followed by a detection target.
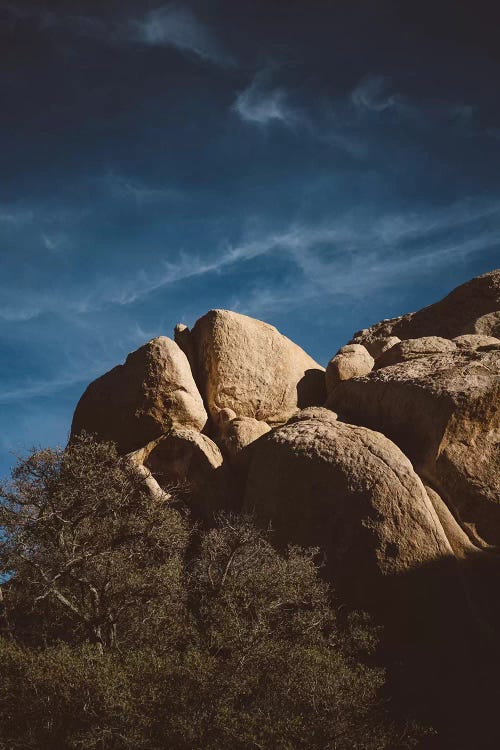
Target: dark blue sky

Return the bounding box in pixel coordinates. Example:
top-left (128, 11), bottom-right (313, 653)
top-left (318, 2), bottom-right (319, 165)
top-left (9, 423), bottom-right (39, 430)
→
top-left (1, 0), bottom-right (500, 475)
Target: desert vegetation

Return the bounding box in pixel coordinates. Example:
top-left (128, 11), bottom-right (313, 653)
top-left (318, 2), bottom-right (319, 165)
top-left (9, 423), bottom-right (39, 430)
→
top-left (0, 435), bottom-right (422, 750)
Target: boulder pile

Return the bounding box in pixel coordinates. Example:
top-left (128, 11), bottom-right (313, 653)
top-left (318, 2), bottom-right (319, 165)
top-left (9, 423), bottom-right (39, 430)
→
top-left (71, 271), bottom-right (500, 631)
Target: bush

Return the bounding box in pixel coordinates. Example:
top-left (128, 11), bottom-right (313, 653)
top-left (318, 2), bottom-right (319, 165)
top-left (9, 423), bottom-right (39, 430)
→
top-left (0, 437), bottom-right (423, 749)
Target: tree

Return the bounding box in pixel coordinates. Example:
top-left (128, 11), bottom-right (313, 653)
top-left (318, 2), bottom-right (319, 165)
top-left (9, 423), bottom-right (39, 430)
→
top-left (0, 434), bottom-right (190, 651)
top-left (0, 437), bottom-right (425, 749)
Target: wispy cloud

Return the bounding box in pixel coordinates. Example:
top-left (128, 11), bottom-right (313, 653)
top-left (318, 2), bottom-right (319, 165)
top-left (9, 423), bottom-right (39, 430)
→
top-left (126, 4), bottom-right (230, 64)
top-left (76, 195), bottom-right (500, 315)
top-left (0, 372), bottom-right (93, 405)
top-left (104, 172), bottom-right (183, 207)
top-left (2, 3), bottom-right (230, 65)
top-left (232, 70), bottom-right (366, 156)
top-left (0, 205), bottom-right (35, 226)
top-left (233, 72), bottom-right (295, 126)
top-left (351, 75), bottom-right (399, 113)
top-left (1, 195), bottom-right (498, 323)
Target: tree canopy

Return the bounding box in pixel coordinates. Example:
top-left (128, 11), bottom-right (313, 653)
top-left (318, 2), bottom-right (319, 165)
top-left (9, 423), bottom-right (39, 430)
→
top-left (0, 435), bottom-right (423, 750)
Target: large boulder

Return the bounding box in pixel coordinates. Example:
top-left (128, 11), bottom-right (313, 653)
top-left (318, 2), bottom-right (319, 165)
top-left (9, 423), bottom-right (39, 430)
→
top-left (179, 310), bottom-right (326, 427)
top-left (453, 334), bottom-right (500, 350)
top-left (374, 336), bottom-right (456, 369)
top-left (325, 344), bottom-right (374, 394)
top-left (351, 269), bottom-right (500, 346)
top-left (363, 336), bottom-right (401, 360)
top-left (328, 349), bottom-right (500, 547)
top-left (243, 418), bottom-right (453, 610)
top-left (71, 337), bottom-right (207, 454)
top-left (217, 410), bottom-right (271, 469)
top-left (135, 427), bottom-right (223, 519)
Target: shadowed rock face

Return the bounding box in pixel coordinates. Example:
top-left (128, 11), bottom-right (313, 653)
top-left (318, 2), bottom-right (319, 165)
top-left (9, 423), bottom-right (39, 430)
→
top-left (132, 428), bottom-right (223, 520)
top-left (244, 417), bottom-right (453, 610)
top-left (71, 337), bottom-right (207, 454)
top-left (328, 349), bottom-right (500, 547)
top-left (350, 269), bottom-right (500, 344)
top-left (184, 309), bottom-right (326, 427)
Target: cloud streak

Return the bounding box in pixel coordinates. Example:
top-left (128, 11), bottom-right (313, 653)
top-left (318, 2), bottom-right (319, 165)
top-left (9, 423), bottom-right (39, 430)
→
top-left (0, 195), bottom-right (498, 323)
top-left (233, 72), bottom-right (295, 126)
top-left (126, 4), bottom-right (230, 64)
top-left (2, 3), bottom-right (230, 65)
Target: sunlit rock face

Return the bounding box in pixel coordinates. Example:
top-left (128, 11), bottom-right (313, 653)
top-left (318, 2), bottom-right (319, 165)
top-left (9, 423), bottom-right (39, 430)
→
top-left (71, 336), bottom-right (207, 454)
top-left (180, 308), bottom-right (326, 428)
top-left (69, 269), bottom-right (500, 637)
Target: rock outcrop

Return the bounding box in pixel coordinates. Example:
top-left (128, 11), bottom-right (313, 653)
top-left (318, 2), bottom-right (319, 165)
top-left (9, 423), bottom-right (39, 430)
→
top-left (453, 334), bottom-right (500, 349)
top-left (374, 336), bottom-right (456, 369)
top-left (244, 417), bottom-right (454, 610)
top-left (328, 348), bottom-right (500, 547)
top-left (132, 428), bottom-right (223, 519)
top-left (218, 411), bottom-right (271, 468)
top-left (325, 344), bottom-right (374, 394)
top-left (350, 269), bottom-right (500, 345)
top-left (179, 309), bottom-right (326, 428)
top-left (66, 268), bottom-right (500, 750)
top-left (71, 337), bottom-right (207, 454)
top-left (68, 268), bottom-right (500, 636)
top-left (362, 336), bottom-right (401, 360)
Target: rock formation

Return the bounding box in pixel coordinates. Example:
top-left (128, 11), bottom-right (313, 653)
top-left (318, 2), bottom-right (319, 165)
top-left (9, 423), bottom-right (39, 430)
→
top-left (373, 336), bottom-right (456, 369)
top-left (350, 269), bottom-right (500, 344)
top-left (69, 270), bottom-right (500, 640)
top-left (71, 337), bottom-right (207, 454)
top-left (325, 344), bottom-right (374, 394)
top-left (177, 309), bottom-right (326, 428)
top-left (328, 348), bottom-right (500, 547)
top-left (243, 417), bottom-right (453, 610)
top-left (67, 270), bottom-right (500, 750)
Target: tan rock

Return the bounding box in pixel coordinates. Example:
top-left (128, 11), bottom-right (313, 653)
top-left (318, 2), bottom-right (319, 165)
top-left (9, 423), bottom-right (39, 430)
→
top-left (185, 309), bottom-right (326, 425)
top-left (328, 349), bottom-right (500, 547)
top-left (453, 334), bottom-right (500, 350)
top-left (219, 416), bottom-right (271, 468)
top-left (473, 311), bottom-right (500, 338)
top-left (363, 336), bottom-right (401, 360)
top-left (141, 427), bottom-right (223, 519)
top-left (375, 336), bottom-right (456, 369)
top-left (244, 418), bottom-right (453, 609)
top-left (325, 344), bottom-right (374, 394)
top-left (350, 269), bottom-right (500, 344)
top-left (126, 449), bottom-right (172, 503)
top-left (424, 485), bottom-right (478, 560)
top-left (71, 337), bottom-right (207, 454)
top-left (287, 406), bottom-right (338, 425)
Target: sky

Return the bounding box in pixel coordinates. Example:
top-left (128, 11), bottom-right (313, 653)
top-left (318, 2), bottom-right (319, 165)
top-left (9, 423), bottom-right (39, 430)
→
top-left (1, 0), bottom-right (500, 475)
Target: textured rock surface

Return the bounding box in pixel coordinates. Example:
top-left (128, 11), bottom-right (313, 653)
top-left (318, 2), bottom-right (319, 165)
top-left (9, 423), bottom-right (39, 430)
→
top-left (424, 485), bottom-right (478, 560)
top-left (474, 311), bottom-right (500, 338)
top-left (351, 269), bottom-right (500, 344)
top-left (287, 406), bottom-right (338, 425)
top-left (126, 449), bottom-right (172, 503)
top-left (71, 337), bottom-right (207, 454)
top-left (453, 334), bottom-right (500, 349)
top-left (325, 344), bottom-right (374, 394)
top-left (142, 428), bottom-right (222, 485)
top-left (244, 418), bottom-right (453, 607)
top-left (184, 309), bottom-right (326, 426)
top-left (363, 336), bottom-right (401, 360)
top-left (218, 415), bottom-right (271, 467)
top-left (374, 336), bottom-right (456, 369)
top-left (329, 349), bottom-right (500, 546)
top-left (137, 428), bottom-right (223, 518)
